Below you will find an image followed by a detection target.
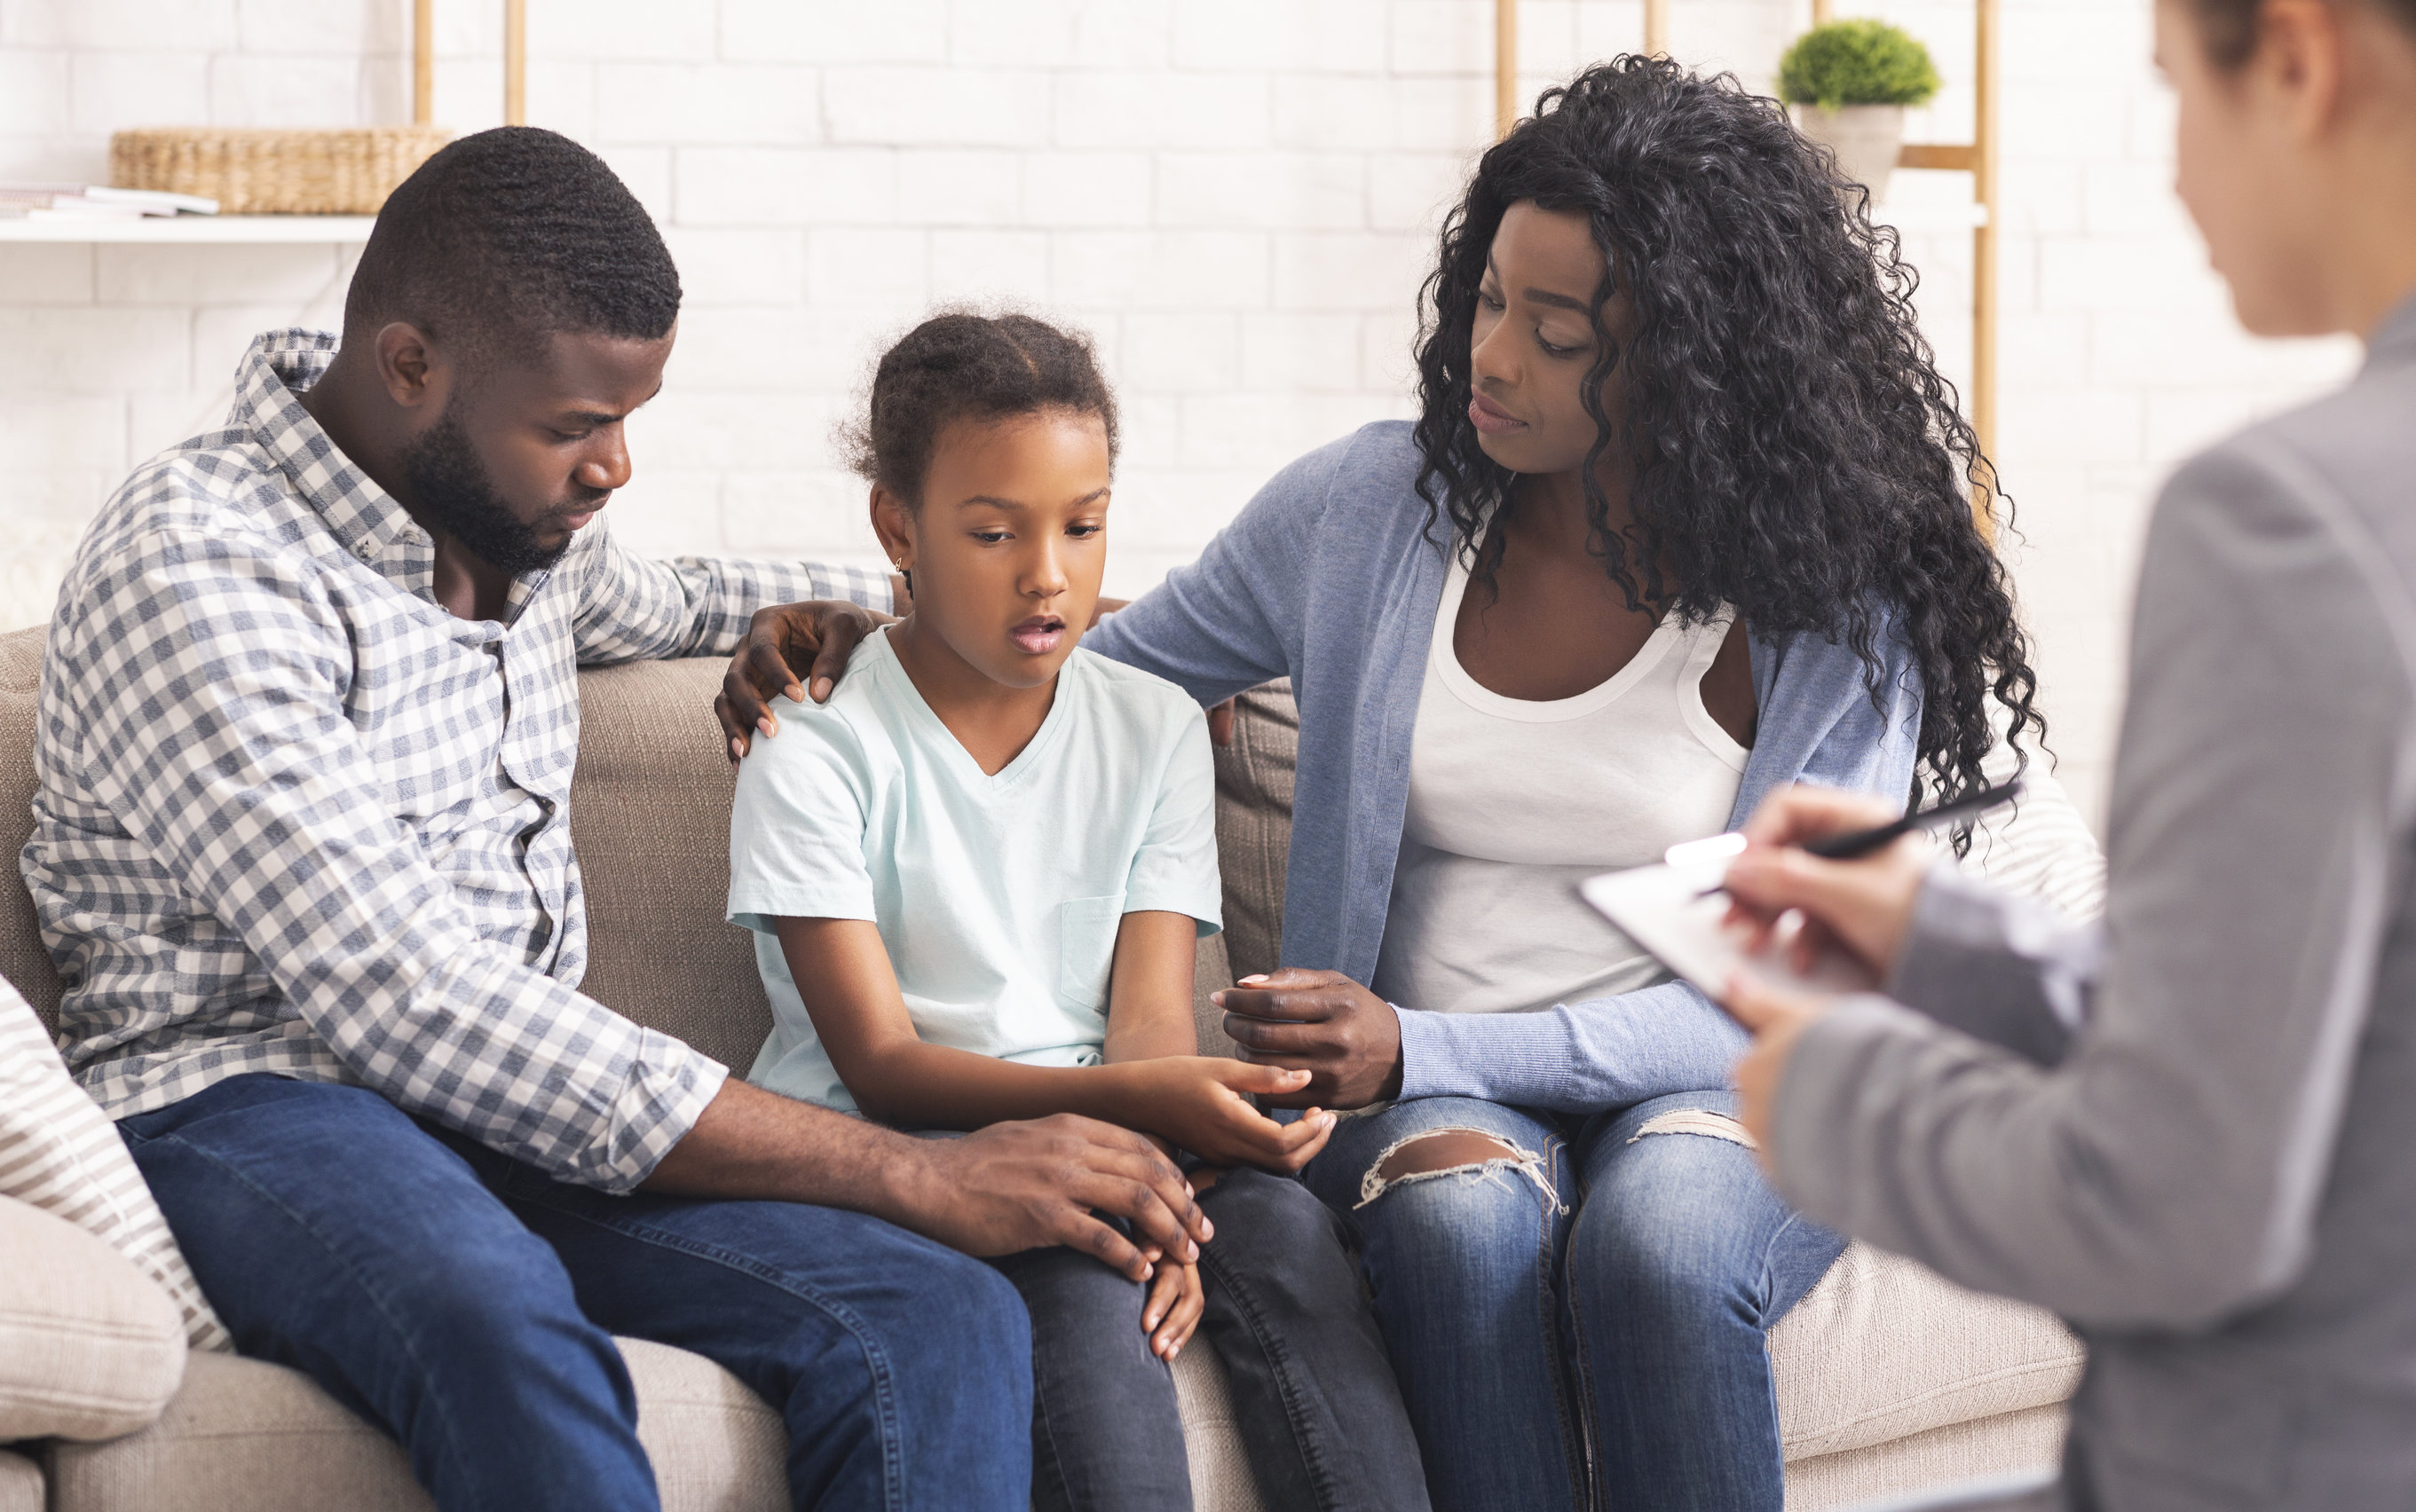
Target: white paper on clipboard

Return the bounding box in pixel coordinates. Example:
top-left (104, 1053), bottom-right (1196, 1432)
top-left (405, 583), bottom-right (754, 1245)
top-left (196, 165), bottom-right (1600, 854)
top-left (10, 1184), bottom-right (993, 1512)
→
top-left (1578, 858), bottom-right (1876, 997)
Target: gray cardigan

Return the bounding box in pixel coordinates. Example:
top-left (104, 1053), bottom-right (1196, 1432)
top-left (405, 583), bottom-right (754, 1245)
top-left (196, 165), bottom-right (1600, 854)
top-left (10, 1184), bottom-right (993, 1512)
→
top-left (1087, 421), bottom-right (1921, 1111)
top-left (1773, 295), bottom-right (2416, 1508)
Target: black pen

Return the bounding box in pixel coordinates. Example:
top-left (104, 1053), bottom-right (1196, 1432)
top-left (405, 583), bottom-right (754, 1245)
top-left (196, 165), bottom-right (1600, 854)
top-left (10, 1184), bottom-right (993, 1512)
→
top-left (1802, 776), bottom-right (2025, 858)
top-left (1691, 777), bottom-right (2025, 899)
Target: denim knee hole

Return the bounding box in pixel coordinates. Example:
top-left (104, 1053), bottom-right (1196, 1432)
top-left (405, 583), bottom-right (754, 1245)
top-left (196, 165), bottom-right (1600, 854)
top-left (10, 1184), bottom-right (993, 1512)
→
top-left (1625, 1109), bottom-right (1757, 1150)
top-left (1354, 1126), bottom-right (1568, 1213)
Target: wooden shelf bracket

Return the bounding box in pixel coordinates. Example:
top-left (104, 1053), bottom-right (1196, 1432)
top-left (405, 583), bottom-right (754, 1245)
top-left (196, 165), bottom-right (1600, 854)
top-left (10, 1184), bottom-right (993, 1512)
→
top-left (1810, 0), bottom-right (2002, 484)
top-left (409, 4), bottom-right (527, 129)
top-left (1483, 0), bottom-right (2001, 518)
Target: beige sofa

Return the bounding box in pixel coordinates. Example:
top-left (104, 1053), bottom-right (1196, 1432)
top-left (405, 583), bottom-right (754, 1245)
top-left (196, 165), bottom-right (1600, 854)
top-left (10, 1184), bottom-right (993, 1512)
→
top-left (0, 623), bottom-right (2084, 1509)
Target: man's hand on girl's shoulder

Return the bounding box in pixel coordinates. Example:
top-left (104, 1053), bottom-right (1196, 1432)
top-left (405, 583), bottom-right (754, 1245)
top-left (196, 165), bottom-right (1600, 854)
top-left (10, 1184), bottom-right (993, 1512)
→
top-left (715, 598), bottom-right (895, 763)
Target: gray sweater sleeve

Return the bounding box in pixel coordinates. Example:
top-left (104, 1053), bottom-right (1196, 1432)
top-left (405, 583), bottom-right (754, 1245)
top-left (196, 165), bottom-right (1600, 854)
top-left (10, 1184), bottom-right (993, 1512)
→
top-left (1771, 437), bottom-right (2416, 1330)
top-left (1882, 866), bottom-right (2096, 1067)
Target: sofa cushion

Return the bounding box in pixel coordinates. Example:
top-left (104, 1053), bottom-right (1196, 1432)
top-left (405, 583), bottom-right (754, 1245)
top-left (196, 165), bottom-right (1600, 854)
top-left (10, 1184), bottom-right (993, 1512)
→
top-left (1171, 1336), bottom-right (1268, 1511)
top-left (1782, 1401), bottom-right (2067, 1512)
top-left (1771, 1241), bottom-right (2083, 1461)
top-left (46, 1333), bottom-right (1278, 1512)
top-left (569, 657), bottom-right (776, 1074)
top-left (1208, 681), bottom-right (1299, 986)
top-left (0, 1449), bottom-right (41, 1512)
top-left (1962, 742), bottom-right (2107, 923)
top-left (0, 1193), bottom-right (186, 1443)
top-left (46, 1338), bottom-right (789, 1512)
top-left (1, 974), bottom-right (228, 1352)
top-left (0, 626), bottom-right (61, 1035)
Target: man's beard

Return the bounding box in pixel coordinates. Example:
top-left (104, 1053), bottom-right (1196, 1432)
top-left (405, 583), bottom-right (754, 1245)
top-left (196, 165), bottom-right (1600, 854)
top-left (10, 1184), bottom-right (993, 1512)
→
top-left (398, 410), bottom-right (572, 577)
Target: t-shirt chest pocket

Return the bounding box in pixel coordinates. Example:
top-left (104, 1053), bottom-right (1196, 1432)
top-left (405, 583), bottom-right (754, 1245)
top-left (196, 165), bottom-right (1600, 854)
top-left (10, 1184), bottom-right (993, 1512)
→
top-left (1056, 894), bottom-right (1126, 1010)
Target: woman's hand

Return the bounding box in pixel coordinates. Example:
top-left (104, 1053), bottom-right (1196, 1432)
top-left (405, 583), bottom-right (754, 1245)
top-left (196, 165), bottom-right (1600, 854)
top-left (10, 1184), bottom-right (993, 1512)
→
top-left (1142, 1256), bottom-right (1204, 1360)
top-left (1115, 1058), bottom-right (1338, 1172)
top-left (1212, 970), bottom-right (1404, 1109)
top-left (1722, 785), bottom-right (1932, 979)
top-left (1720, 973), bottom-right (1834, 1174)
top-left (715, 599), bottom-right (895, 763)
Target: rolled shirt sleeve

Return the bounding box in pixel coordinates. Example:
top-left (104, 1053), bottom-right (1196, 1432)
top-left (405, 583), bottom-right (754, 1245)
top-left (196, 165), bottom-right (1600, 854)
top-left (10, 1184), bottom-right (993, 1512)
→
top-left (59, 529), bottom-right (727, 1193)
top-left (574, 528), bottom-right (892, 666)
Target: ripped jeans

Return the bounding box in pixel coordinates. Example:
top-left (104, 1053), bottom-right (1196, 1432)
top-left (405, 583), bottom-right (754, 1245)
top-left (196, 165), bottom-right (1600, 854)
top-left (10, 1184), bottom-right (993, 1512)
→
top-left (1299, 1091), bottom-right (1846, 1512)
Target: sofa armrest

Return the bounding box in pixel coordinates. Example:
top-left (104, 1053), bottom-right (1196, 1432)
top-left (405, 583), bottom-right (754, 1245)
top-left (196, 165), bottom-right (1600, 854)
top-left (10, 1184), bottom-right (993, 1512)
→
top-left (0, 1194), bottom-right (186, 1443)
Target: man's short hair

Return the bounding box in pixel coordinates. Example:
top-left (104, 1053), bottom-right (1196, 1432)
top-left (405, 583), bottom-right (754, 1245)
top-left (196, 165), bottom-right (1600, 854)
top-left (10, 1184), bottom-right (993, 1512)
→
top-left (344, 126), bottom-right (681, 366)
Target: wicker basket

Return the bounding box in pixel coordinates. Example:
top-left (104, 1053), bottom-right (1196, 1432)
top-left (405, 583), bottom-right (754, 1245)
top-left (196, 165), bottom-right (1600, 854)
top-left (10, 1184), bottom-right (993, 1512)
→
top-left (109, 127), bottom-right (452, 216)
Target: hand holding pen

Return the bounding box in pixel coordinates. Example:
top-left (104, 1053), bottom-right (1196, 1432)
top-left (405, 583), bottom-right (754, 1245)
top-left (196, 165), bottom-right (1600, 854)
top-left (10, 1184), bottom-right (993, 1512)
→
top-left (1716, 779), bottom-right (2022, 980)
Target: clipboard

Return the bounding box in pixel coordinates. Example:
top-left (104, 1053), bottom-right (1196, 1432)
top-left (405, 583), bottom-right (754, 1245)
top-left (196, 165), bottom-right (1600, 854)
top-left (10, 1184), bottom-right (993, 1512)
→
top-left (1578, 843), bottom-right (1875, 997)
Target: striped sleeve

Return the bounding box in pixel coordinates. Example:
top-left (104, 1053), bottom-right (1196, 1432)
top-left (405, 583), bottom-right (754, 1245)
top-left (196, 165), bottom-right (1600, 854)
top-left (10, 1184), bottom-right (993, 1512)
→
top-left (0, 978), bottom-right (230, 1351)
top-left (572, 525), bottom-right (894, 666)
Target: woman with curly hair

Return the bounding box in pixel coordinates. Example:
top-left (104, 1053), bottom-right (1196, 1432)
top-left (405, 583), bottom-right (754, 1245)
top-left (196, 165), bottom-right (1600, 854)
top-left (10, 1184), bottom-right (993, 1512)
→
top-left (1123, 58), bottom-right (2042, 1508)
top-left (722, 54), bottom-right (2043, 1511)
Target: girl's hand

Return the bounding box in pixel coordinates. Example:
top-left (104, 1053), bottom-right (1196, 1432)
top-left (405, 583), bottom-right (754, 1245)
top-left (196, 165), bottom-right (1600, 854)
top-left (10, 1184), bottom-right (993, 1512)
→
top-left (1143, 1257), bottom-right (1204, 1359)
top-left (1117, 1058), bottom-right (1338, 1172)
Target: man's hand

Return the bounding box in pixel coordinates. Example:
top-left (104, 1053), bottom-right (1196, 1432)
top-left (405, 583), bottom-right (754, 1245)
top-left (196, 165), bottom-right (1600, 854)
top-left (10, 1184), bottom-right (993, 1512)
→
top-left (1720, 973), bottom-right (1833, 1175)
top-left (1213, 970), bottom-right (1404, 1110)
top-left (715, 598), bottom-right (893, 763)
top-left (1112, 1058), bottom-right (1338, 1171)
top-left (1143, 1258), bottom-right (1204, 1360)
top-left (893, 1114), bottom-right (1213, 1285)
top-left (1723, 785), bottom-right (1931, 978)
top-left (644, 1082), bottom-right (1209, 1282)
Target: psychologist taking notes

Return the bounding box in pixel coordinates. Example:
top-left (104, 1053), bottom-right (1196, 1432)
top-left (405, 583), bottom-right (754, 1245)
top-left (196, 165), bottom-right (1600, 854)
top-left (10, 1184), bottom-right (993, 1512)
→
top-left (1717, 1), bottom-right (2416, 1508)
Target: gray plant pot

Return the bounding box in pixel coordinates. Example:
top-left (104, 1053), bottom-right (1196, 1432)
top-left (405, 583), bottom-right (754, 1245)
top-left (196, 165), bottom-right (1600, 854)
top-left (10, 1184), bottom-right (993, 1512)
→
top-left (1793, 103), bottom-right (1907, 203)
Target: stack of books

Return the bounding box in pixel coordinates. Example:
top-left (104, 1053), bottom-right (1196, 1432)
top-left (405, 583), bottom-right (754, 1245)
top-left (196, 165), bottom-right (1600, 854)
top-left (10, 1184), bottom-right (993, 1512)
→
top-left (0, 185), bottom-right (220, 219)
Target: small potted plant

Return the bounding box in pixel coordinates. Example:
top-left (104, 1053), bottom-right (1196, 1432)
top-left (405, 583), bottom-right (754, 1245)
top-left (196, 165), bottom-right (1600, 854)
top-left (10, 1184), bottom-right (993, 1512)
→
top-left (1779, 19), bottom-right (1942, 201)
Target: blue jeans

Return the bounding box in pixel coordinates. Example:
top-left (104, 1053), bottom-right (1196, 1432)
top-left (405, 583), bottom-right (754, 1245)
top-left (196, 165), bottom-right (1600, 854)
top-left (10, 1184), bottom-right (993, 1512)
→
top-left (923, 1128), bottom-right (1425, 1512)
top-left (1300, 1091), bottom-right (1846, 1512)
top-left (118, 1075), bottom-right (1031, 1512)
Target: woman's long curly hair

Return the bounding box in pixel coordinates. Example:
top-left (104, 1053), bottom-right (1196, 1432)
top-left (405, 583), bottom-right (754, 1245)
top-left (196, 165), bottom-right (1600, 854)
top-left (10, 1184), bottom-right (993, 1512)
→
top-left (1412, 57), bottom-right (2043, 808)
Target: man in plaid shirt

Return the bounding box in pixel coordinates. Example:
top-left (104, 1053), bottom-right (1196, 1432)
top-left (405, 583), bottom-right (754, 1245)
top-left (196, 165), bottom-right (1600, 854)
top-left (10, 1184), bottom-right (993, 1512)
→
top-left (24, 130), bottom-right (1207, 1512)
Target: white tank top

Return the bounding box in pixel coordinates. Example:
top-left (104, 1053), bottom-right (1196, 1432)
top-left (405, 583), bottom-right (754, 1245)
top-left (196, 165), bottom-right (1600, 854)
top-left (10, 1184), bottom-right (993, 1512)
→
top-left (1371, 547), bottom-right (1749, 1017)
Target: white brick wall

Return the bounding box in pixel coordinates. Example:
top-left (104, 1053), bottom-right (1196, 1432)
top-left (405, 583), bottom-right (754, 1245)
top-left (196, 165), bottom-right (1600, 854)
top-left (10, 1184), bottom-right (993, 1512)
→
top-left (0, 0), bottom-right (2365, 832)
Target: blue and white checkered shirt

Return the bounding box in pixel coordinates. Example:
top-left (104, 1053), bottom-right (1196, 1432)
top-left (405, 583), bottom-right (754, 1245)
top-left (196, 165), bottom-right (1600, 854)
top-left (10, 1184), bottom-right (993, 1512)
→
top-left (22, 328), bottom-right (889, 1193)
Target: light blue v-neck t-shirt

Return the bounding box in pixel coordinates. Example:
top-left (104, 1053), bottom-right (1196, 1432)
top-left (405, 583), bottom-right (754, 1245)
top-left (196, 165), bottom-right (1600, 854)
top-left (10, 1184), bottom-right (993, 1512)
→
top-left (727, 626), bottom-right (1223, 1113)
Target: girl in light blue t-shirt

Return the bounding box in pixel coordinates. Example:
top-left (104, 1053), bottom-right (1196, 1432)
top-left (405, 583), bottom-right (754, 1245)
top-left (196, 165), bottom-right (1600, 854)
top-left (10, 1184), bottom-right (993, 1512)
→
top-left (727, 313), bottom-right (1427, 1512)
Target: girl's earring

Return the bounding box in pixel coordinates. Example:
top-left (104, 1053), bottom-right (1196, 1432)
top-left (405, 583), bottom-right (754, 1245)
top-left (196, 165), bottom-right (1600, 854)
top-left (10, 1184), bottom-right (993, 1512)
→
top-left (893, 559), bottom-right (913, 601)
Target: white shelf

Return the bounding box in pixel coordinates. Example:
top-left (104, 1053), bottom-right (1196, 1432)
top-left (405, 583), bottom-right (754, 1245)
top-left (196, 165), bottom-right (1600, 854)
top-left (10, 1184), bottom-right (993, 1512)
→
top-left (0, 215), bottom-right (375, 244)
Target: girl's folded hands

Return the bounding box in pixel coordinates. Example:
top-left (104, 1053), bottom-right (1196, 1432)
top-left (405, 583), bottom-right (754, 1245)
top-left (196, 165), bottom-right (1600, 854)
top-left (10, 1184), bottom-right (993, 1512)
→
top-left (1110, 1057), bottom-right (1338, 1172)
